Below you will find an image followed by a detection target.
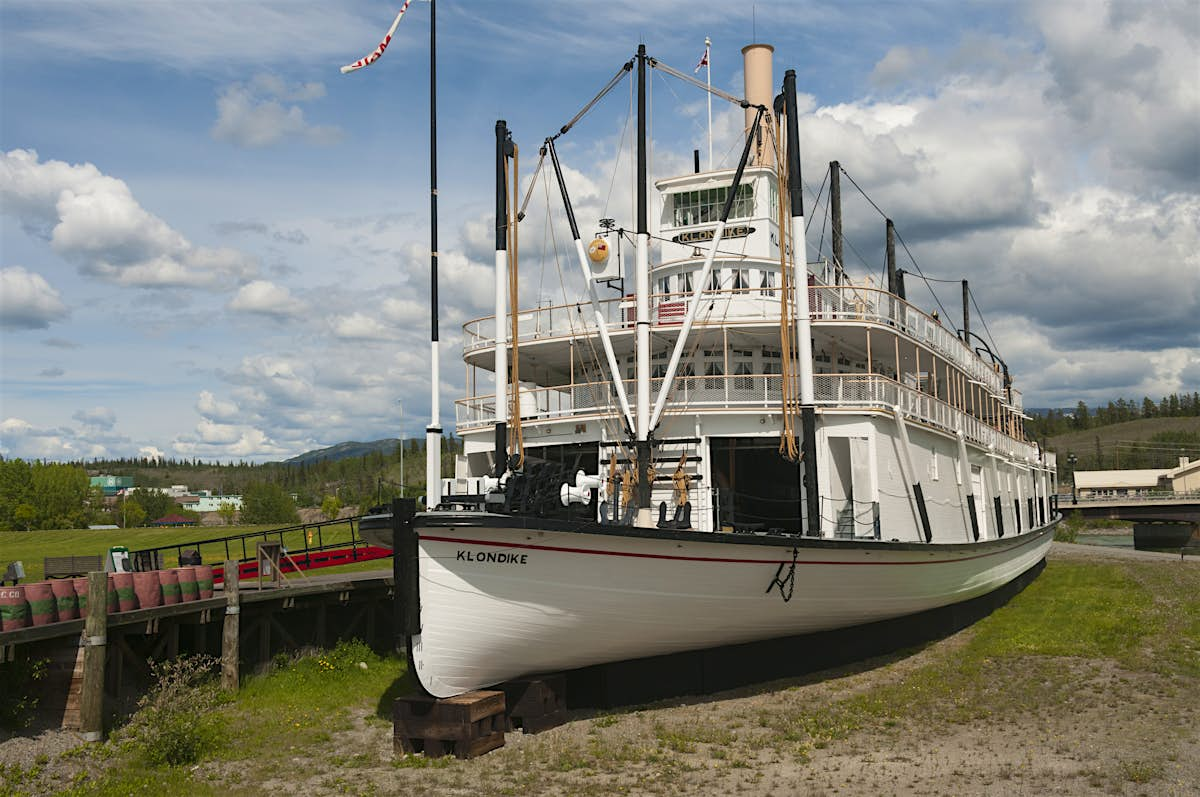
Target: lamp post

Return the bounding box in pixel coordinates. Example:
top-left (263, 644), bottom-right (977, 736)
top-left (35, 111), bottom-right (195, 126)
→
top-left (1067, 453), bottom-right (1078, 505)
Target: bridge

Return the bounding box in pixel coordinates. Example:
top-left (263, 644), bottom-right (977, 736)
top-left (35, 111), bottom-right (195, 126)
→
top-left (1062, 493), bottom-right (1200, 524)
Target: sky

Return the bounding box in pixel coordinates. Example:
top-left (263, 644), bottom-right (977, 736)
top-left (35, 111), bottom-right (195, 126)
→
top-left (1, 0), bottom-right (1197, 463)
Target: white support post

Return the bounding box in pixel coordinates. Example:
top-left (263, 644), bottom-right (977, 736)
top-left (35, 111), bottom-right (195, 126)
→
top-left (494, 249), bottom-right (508, 438)
top-left (636, 231), bottom-right (651, 442)
top-left (892, 407), bottom-right (927, 542)
top-left (955, 431), bottom-right (974, 542)
top-left (426, 335), bottom-right (441, 510)
top-left (572, 239), bottom-right (635, 433)
top-left (648, 220), bottom-right (728, 430)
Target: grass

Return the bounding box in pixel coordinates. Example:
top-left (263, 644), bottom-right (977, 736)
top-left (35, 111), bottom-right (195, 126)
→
top-left (7, 556), bottom-right (1199, 796)
top-left (0, 522), bottom-right (363, 582)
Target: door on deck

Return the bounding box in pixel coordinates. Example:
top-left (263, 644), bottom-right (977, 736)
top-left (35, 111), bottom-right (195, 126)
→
top-left (827, 434), bottom-right (875, 538)
top-left (971, 465), bottom-right (988, 539)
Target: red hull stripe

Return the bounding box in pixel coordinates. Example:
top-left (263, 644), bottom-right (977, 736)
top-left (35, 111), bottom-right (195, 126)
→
top-left (419, 528), bottom-right (1048, 567)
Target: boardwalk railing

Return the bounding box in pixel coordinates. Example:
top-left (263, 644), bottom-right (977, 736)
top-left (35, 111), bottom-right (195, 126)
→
top-left (129, 515), bottom-right (375, 573)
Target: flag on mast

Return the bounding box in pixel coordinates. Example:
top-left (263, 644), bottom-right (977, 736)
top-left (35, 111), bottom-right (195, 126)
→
top-left (694, 41), bottom-right (710, 73)
top-left (340, 1), bottom-right (413, 73)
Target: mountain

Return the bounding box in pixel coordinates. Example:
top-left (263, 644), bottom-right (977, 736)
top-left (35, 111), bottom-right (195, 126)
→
top-left (281, 439), bottom-right (401, 466)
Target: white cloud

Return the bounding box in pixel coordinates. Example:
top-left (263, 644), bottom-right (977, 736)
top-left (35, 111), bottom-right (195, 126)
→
top-left (196, 391), bottom-right (240, 423)
top-left (0, 149), bottom-right (258, 289)
top-left (228, 280), bottom-right (307, 318)
top-left (0, 266), bottom-right (69, 329)
top-left (72, 406), bottom-right (116, 430)
top-left (0, 417), bottom-right (110, 460)
top-left (331, 312), bottom-right (396, 341)
top-left (212, 76), bottom-right (341, 149)
top-left (138, 446), bottom-right (165, 462)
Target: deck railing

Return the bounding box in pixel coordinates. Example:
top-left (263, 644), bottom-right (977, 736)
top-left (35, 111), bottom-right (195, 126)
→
top-left (463, 284), bottom-right (1006, 396)
top-left (456, 372), bottom-right (1035, 458)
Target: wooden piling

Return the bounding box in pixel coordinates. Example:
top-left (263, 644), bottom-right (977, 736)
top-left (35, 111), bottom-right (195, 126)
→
top-left (221, 561), bottom-right (240, 691)
top-left (79, 571), bottom-right (107, 742)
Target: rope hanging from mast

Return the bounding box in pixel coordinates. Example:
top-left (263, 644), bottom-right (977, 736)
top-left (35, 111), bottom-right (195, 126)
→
top-left (505, 144), bottom-right (525, 468)
top-left (648, 57), bottom-right (748, 107)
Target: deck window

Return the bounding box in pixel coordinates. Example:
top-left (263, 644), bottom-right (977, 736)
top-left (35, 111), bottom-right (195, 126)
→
top-left (759, 270), bottom-right (775, 297)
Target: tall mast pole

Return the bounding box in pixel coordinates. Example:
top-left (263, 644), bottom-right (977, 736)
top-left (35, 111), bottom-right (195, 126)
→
top-left (493, 120), bottom-right (510, 478)
top-left (635, 43), bottom-right (652, 523)
top-left (425, 0), bottom-right (442, 509)
top-left (706, 37), bottom-right (713, 170)
top-left (783, 68), bottom-right (819, 537)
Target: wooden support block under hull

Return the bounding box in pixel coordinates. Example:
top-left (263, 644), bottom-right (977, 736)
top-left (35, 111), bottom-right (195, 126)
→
top-left (393, 689), bottom-right (506, 759)
top-left (500, 674), bottom-right (567, 734)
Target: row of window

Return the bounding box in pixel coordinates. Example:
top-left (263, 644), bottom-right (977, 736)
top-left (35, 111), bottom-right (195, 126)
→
top-left (657, 268), bottom-right (776, 296)
top-left (671, 184), bottom-right (754, 227)
top-left (624, 347), bottom-right (783, 385)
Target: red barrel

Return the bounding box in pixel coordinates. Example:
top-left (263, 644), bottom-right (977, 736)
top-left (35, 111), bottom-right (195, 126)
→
top-left (159, 569), bottom-right (181, 605)
top-left (106, 574), bottom-right (119, 614)
top-left (50, 579), bottom-right (78, 621)
top-left (133, 571), bottom-right (162, 608)
top-left (195, 564), bottom-right (215, 599)
top-left (24, 582), bottom-right (57, 626)
top-left (0, 586), bottom-right (29, 631)
top-left (176, 567), bottom-right (198, 603)
top-left (72, 577), bottom-right (88, 612)
top-left (112, 572), bottom-right (137, 612)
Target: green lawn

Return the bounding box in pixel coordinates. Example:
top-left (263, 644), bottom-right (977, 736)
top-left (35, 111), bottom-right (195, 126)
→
top-left (0, 522), bottom-right (365, 582)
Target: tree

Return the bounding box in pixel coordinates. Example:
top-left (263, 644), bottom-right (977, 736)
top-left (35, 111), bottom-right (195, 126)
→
top-left (12, 503), bottom-right (37, 531)
top-left (320, 495), bottom-right (342, 522)
top-left (1073, 401), bottom-right (1090, 430)
top-left (128, 488), bottom-right (173, 523)
top-left (241, 482), bottom-right (300, 524)
top-left (217, 502), bottom-right (237, 526)
top-left (121, 500), bottom-right (147, 529)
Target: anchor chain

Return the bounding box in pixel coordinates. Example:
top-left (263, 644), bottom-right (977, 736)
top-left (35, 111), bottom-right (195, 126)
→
top-left (766, 547), bottom-right (799, 602)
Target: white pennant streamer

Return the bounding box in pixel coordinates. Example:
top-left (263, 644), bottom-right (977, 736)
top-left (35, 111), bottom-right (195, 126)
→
top-left (340, 1), bottom-right (413, 74)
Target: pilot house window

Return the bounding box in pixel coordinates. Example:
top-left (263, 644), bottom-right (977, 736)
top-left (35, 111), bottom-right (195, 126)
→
top-left (672, 184), bottom-right (754, 227)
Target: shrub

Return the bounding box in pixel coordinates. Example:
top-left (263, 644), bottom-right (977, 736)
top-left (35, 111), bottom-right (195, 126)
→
top-left (0, 655), bottom-right (48, 730)
top-left (115, 655), bottom-right (227, 766)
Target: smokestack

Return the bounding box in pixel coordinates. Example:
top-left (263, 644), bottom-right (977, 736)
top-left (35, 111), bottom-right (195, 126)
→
top-left (962, 279), bottom-right (971, 342)
top-left (741, 43), bottom-right (775, 167)
top-left (694, 149), bottom-right (700, 174)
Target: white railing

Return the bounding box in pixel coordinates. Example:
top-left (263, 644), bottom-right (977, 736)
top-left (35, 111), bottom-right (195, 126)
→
top-left (463, 284), bottom-right (1006, 395)
top-left (456, 372), bottom-right (1035, 458)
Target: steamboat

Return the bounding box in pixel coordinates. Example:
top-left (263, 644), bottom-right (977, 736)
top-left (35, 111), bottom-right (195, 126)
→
top-left (363, 41), bottom-right (1059, 699)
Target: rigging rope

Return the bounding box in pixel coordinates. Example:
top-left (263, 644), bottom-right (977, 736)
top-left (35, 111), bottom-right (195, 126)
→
top-left (506, 144), bottom-right (525, 467)
top-left (648, 57), bottom-right (749, 108)
top-left (553, 60), bottom-right (634, 140)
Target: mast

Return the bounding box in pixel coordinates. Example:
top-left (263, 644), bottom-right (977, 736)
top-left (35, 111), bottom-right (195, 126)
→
top-left (493, 120), bottom-right (511, 477)
top-left (783, 68), bottom-right (820, 537)
top-left (830, 161), bottom-right (843, 285)
top-left (886, 218), bottom-right (897, 294)
top-left (425, 0), bottom-right (442, 509)
top-left (961, 279), bottom-right (971, 342)
top-left (705, 37), bottom-right (713, 170)
top-left (635, 43), bottom-right (652, 520)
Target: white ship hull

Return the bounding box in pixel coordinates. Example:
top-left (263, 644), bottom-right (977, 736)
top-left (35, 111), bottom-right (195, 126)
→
top-left (407, 513), bottom-right (1055, 698)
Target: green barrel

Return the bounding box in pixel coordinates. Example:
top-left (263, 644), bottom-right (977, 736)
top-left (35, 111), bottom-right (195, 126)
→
top-left (195, 564), bottom-right (215, 599)
top-left (159, 569), bottom-right (181, 605)
top-left (112, 572), bottom-right (137, 612)
top-left (176, 567), bottom-right (198, 602)
top-left (50, 579), bottom-right (78, 621)
top-left (0, 586), bottom-right (29, 631)
top-left (24, 582), bottom-right (57, 626)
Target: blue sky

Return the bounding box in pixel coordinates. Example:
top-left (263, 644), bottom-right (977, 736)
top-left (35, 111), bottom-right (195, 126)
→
top-left (1, 0), bottom-right (1197, 462)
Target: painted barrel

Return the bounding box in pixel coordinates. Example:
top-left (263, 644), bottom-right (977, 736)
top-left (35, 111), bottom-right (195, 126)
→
top-left (133, 571), bottom-right (162, 608)
top-left (72, 577), bottom-right (88, 612)
top-left (106, 574), bottom-right (119, 614)
top-left (0, 586), bottom-right (29, 631)
top-left (159, 569), bottom-right (181, 605)
top-left (50, 579), bottom-right (78, 621)
top-left (194, 564), bottom-right (215, 599)
top-left (24, 582), bottom-right (57, 626)
top-left (112, 571), bottom-right (137, 612)
top-left (176, 567), bottom-right (198, 603)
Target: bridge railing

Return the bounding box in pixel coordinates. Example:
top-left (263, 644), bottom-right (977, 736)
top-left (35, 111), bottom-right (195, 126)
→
top-left (1071, 491), bottom-right (1200, 504)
